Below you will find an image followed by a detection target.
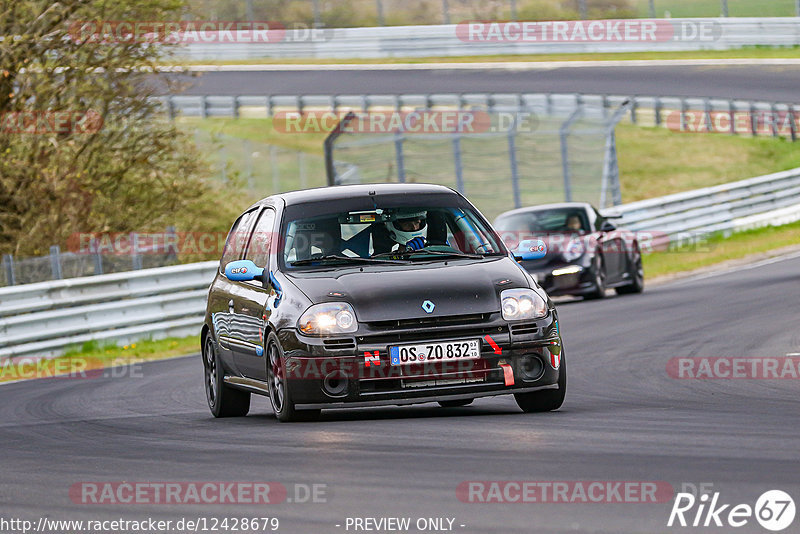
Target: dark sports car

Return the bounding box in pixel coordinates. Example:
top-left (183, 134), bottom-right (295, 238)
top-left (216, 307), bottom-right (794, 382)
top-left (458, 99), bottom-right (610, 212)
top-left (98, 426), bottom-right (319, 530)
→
top-left (494, 202), bottom-right (644, 299)
top-left (202, 183), bottom-right (566, 422)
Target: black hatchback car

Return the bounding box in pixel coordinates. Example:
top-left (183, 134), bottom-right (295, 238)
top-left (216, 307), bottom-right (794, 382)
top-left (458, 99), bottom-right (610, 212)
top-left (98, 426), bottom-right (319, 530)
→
top-left (202, 184), bottom-right (565, 422)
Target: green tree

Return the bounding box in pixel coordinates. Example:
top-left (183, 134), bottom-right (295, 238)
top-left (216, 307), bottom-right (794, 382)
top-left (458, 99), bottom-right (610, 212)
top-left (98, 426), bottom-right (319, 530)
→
top-left (0, 0), bottom-right (241, 257)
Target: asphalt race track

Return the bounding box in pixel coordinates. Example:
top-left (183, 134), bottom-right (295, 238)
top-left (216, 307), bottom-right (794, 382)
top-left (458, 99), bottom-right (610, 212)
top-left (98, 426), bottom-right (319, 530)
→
top-left (2, 253), bottom-right (799, 533)
top-left (170, 65), bottom-right (800, 102)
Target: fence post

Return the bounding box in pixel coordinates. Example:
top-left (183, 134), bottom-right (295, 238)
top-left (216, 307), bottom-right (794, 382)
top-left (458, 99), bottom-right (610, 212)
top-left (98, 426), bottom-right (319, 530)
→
top-left (167, 96), bottom-right (176, 120)
top-left (704, 98), bottom-right (713, 132)
top-left (508, 116), bottom-right (521, 209)
top-left (244, 139), bottom-right (254, 191)
top-left (299, 151), bottom-right (308, 189)
top-left (729, 99), bottom-right (736, 135)
top-left (789, 104), bottom-right (797, 142)
top-left (510, 0), bottom-right (518, 20)
top-left (376, 0), bottom-right (385, 26)
top-left (2, 254), bottom-right (15, 286)
top-left (797, 0), bottom-right (800, 17)
top-left (649, 0), bottom-right (656, 17)
top-left (721, 0), bottom-right (729, 16)
top-left (233, 96), bottom-right (240, 119)
top-left (452, 135), bottom-right (465, 194)
top-left (654, 96), bottom-right (662, 126)
top-left (49, 245), bottom-right (63, 280)
top-left (750, 102), bottom-right (758, 136)
top-left (312, 0), bottom-right (321, 25)
top-left (442, 0), bottom-right (450, 24)
top-left (770, 103), bottom-right (779, 138)
top-left (201, 95), bottom-right (208, 119)
top-left (270, 145), bottom-right (280, 193)
top-left (578, 0), bottom-right (588, 19)
top-left (394, 133), bottom-right (406, 183)
top-left (165, 226), bottom-right (178, 263)
top-left (559, 107), bottom-right (583, 203)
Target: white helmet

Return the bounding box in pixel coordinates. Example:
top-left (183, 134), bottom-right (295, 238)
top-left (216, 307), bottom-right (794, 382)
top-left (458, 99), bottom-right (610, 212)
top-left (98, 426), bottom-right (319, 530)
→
top-left (385, 209), bottom-right (427, 246)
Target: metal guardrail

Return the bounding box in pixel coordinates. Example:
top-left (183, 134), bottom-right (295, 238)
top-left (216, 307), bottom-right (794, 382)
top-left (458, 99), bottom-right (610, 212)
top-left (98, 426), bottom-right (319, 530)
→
top-left (0, 261), bottom-right (217, 360)
top-left (164, 92), bottom-right (799, 141)
top-left (608, 167), bottom-right (800, 248)
top-left (170, 18), bottom-right (800, 60)
top-left (1, 170), bottom-right (799, 361)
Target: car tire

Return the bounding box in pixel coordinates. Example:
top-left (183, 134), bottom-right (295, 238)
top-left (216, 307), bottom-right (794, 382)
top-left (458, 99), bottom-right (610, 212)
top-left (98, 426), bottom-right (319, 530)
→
top-left (203, 334), bottom-right (251, 418)
top-left (584, 255), bottom-right (606, 300)
top-left (266, 333), bottom-right (321, 423)
top-left (438, 399), bottom-right (474, 408)
top-left (616, 244), bottom-right (644, 295)
top-left (514, 352), bottom-right (566, 413)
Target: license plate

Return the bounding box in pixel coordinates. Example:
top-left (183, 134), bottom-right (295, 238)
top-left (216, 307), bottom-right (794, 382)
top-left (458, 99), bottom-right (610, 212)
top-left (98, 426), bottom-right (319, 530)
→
top-left (389, 339), bottom-right (481, 366)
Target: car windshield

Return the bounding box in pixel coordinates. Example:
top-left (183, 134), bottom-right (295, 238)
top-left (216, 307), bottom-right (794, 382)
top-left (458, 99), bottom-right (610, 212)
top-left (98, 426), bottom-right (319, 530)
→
top-left (281, 195), bottom-right (505, 269)
top-left (495, 208), bottom-right (589, 234)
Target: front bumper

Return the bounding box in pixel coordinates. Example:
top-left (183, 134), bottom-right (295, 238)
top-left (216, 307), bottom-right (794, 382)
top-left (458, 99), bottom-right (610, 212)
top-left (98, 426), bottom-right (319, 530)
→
top-left (529, 263), bottom-right (596, 296)
top-left (276, 311), bottom-right (563, 408)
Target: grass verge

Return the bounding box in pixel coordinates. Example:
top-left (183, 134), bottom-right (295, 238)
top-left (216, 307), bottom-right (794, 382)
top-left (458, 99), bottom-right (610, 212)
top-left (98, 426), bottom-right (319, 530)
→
top-left (643, 220), bottom-right (800, 279)
top-left (167, 47), bottom-right (800, 66)
top-left (0, 337), bottom-right (199, 383)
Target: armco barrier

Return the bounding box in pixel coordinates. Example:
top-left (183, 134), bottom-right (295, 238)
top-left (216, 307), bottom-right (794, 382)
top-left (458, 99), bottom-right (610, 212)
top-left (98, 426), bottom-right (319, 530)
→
top-left (163, 92), bottom-right (799, 141)
top-left (0, 261), bottom-right (217, 361)
top-left (169, 18), bottom-right (800, 60)
top-left (2, 167), bottom-right (799, 361)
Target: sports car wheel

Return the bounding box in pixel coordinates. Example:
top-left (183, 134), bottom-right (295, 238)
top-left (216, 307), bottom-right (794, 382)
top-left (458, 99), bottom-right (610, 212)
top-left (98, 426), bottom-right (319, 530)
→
top-left (203, 334), bottom-right (250, 418)
top-left (266, 333), bottom-right (320, 423)
top-left (585, 255), bottom-right (606, 300)
top-left (616, 244), bottom-right (644, 295)
top-left (514, 352), bottom-right (566, 413)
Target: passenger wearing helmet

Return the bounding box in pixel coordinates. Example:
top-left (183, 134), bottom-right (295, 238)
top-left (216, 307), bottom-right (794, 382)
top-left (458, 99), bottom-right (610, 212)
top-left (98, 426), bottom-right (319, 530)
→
top-left (385, 209), bottom-right (428, 251)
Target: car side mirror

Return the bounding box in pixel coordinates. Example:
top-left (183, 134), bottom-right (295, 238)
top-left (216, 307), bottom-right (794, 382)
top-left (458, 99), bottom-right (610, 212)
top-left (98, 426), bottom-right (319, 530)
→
top-left (514, 239), bottom-right (547, 261)
top-left (224, 260), bottom-right (265, 282)
top-left (600, 221), bottom-right (617, 232)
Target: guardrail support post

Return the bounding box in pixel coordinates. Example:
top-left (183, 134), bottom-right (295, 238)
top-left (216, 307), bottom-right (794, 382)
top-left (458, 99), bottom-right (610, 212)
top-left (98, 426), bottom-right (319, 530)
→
top-left (510, 0), bottom-right (518, 20)
top-left (649, 0), bottom-right (656, 17)
top-left (376, 0), bottom-right (385, 26)
top-left (50, 245), bottom-right (63, 280)
top-left (654, 96), bottom-right (662, 126)
top-left (578, 0), bottom-right (588, 19)
top-left (233, 96), bottom-right (240, 119)
top-left (92, 238), bottom-right (103, 275)
top-left (704, 98), bottom-right (713, 132)
top-left (630, 96), bottom-right (638, 124)
top-left (750, 102), bottom-right (758, 136)
top-left (442, 0), bottom-right (450, 24)
top-left (201, 95), bottom-right (208, 119)
top-left (2, 254), bottom-right (15, 286)
top-left (131, 233), bottom-right (143, 270)
top-left (789, 105), bottom-right (797, 142)
top-left (721, 0), bottom-right (729, 16)
top-left (680, 98), bottom-right (688, 132)
top-left (770, 103), bottom-right (779, 138)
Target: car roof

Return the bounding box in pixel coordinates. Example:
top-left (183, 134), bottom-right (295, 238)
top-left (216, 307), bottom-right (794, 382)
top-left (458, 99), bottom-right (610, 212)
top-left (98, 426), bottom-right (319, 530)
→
top-left (251, 183), bottom-right (457, 209)
top-left (495, 202), bottom-right (594, 220)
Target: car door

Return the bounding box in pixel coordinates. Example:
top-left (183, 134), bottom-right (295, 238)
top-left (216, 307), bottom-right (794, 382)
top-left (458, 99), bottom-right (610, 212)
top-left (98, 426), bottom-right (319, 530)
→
top-left (594, 209), bottom-right (624, 282)
top-left (209, 208), bottom-right (260, 368)
top-left (230, 207), bottom-right (277, 381)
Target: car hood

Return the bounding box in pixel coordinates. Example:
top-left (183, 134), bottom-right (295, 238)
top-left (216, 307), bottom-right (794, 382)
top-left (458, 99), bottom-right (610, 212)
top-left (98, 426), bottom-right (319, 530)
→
top-left (286, 257), bottom-right (530, 322)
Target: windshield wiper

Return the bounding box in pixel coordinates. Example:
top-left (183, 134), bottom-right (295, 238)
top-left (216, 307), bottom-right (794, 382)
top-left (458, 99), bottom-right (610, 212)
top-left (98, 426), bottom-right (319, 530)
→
top-left (290, 254), bottom-right (408, 266)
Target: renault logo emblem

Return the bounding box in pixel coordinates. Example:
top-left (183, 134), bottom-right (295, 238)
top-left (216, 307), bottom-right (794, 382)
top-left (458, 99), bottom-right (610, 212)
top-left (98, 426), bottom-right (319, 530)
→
top-left (422, 300), bottom-right (435, 314)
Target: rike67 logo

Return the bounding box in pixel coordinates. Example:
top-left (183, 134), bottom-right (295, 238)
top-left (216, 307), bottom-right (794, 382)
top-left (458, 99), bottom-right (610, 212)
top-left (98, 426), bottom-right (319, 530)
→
top-left (668, 489), bottom-right (795, 531)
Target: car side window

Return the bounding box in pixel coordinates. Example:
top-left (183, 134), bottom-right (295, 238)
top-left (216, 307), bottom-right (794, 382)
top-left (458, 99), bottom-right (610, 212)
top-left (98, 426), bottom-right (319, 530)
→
top-left (244, 208), bottom-right (276, 267)
top-left (220, 209), bottom-right (258, 271)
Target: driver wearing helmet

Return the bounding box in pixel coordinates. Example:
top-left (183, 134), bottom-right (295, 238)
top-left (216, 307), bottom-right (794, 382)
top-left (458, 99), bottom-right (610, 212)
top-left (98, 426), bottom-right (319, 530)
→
top-left (385, 209), bottom-right (428, 251)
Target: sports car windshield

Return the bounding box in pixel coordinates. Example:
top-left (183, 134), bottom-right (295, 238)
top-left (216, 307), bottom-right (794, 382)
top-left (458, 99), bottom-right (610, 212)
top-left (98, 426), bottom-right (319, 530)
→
top-left (495, 208), bottom-right (589, 234)
top-left (282, 196), bottom-right (505, 269)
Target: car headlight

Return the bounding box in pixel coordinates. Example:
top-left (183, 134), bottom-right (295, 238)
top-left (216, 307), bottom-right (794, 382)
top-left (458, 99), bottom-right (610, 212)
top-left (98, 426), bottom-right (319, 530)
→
top-left (501, 289), bottom-right (547, 321)
top-left (562, 238), bottom-right (586, 262)
top-left (298, 302), bottom-right (358, 335)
